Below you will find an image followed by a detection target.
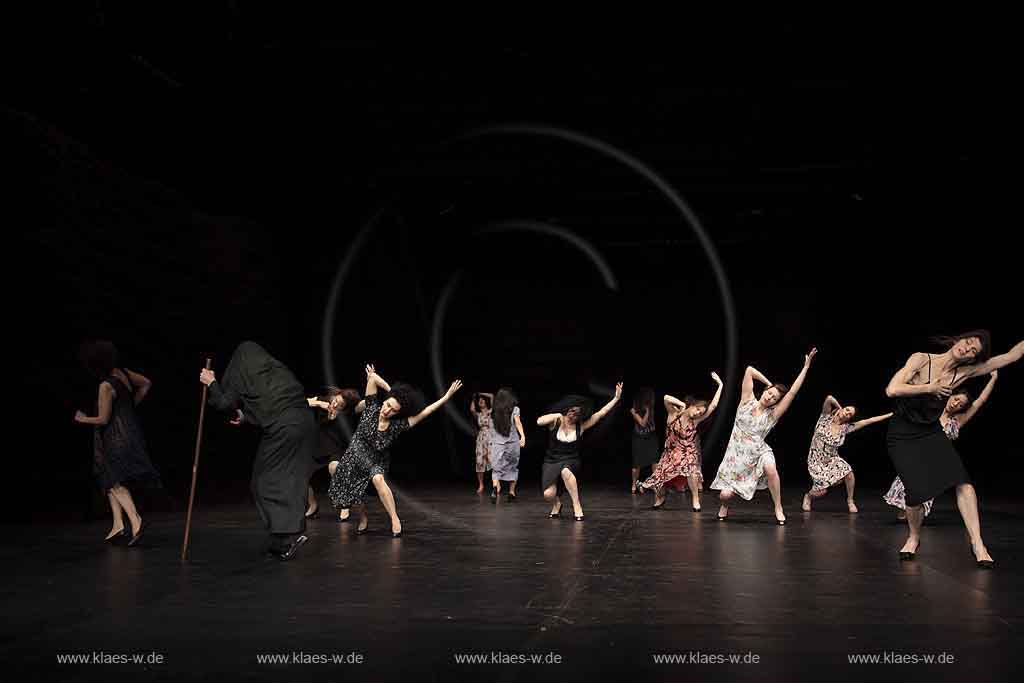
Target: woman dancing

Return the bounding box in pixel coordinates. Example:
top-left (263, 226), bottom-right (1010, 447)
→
top-left (884, 370), bottom-right (998, 519)
top-left (469, 392), bottom-right (494, 493)
top-left (629, 387), bottom-right (659, 494)
top-left (75, 340), bottom-right (159, 546)
top-left (305, 387), bottom-right (361, 520)
top-left (884, 332), bottom-right (1020, 567)
top-left (636, 373), bottom-right (723, 511)
top-left (536, 382), bottom-right (623, 521)
top-left (801, 395), bottom-right (892, 513)
top-left (711, 348), bottom-right (817, 525)
top-left (201, 341), bottom-right (319, 560)
top-left (489, 388), bottom-right (525, 502)
top-left (327, 365), bottom-right (462, 536)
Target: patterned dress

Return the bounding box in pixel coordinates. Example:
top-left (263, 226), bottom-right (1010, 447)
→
top-left (642, 417), bottom-right (702, 492)
top-left (475, 411), bottom-right (492, 473)
top-left (327, 393), bottom-right (410, 509)
top-left (92, 371), bottom-right (161, 492)
top-left (490, 406), bottom-right (521, 482)
top-left (806, 414), bottom-right (854, 491)
top-left (883, 416), bottom-right (959, 517)
top-left (710, 398), bottom-right (778, 500)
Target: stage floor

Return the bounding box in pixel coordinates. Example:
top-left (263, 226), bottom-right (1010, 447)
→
top-left (2, 484), bottom-right (1021, 681)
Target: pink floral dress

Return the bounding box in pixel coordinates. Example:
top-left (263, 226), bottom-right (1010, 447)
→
top-left (807, 414), bottom-right (853, 491)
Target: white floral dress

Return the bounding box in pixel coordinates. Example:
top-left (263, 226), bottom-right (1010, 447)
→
top-left (883, 416), bottom-right (959, 516)
top-left (710, 398), bottom-right (778, 500)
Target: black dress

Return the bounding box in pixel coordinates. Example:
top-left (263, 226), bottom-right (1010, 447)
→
top-left (207, 342), bottom-right (318, 536)
top-left (316, 415), bottom-right (346, 467)
top-left (93, 371), bottom-right (161, 492)
top-left (886, 354), bottom-right (970, 507)
top-left (631, 411), bottom-right (660, 469)
top-left (541, 418), bottom-right (582, 494)
top-left (327, 393), bottom-right (409, 509)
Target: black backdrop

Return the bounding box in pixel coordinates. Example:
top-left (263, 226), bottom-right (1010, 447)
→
top-left (11, 14), bottom-right (1021, 522)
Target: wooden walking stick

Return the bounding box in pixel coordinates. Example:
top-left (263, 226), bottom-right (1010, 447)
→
top-left (182, 357), bottom-right (212, 561)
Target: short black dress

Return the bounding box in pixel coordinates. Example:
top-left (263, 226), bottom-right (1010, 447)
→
top-left (631, 411), bottom-right (660, 469)
top-left (92, 371), bottom-right (161, 492)
top-left (886, 355), bottom-right (970, 507)
top-left (541, 418), bottom-right (582, 494)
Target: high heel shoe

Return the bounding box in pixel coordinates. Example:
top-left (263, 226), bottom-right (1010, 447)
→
top-left (651, 500), bottom-right (666, 510)
top-left (549, 502), bottom-right (562, 519)
top-left (969, 544), bottom-right (994, 569)
top-left (391, 530), bottom-right (403, 538)
top-left (574, 515), bottom-right (584, 522)
top-left (127, 520), bottom-right (148, 547)
top-left (634, 480), bottom-right (645, 495)
top-left (899, 541), bottom-right (918, 561)
top-left (355, 525), bottom-right (369, 535)
top-left (305, 508), bottom-right (320, 519)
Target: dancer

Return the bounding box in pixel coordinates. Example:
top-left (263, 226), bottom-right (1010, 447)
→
top-left (801, 395), bottom-right (892, 513)
top-left (75, 340), bottom-right (159, 546)
top-left (711, 348), bottom-right (817, 525)
top-left (629, 387), bottom-right (659, 494)
top-left (884, 370), bottom-right (998, 519)
top-left (537, 382), bottom-right (623, 521)
top-left (200, 341), bottom-right (318, 560)
top-left (637, 372), bottom-right (723, 511)
top-left (885, 332), bottom-right (1019, 569)
top-left (469, 392), bottom-right (494, 493)
top-left (489, 388), bottom-right (525, 502)
top-left (305, 386), bottom-right (361, 520)
top-left (327, 365), bottom-right (462, 537)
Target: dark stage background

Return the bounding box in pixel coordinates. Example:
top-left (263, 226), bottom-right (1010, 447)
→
top-left (11, 12), bottom-right (1021, 523)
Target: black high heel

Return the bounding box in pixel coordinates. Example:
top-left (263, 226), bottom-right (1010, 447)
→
top-left (969, 545), bottom-right (994, 569)
top-left (355, 524), bottom-right (369, 535)
top-left (127, 520), bottom-right (148, 547)
top-left (392, 530), bottom-right (403, 538)
top-left (899, 541), bottom-right (918, 561)
top-left (549, 502), bottom-right (562, 519)
top-left (574, 515), bottom-right (584, 522)
top-left (305, 508), bottom-right (320, 520)
top-left (278, 535), bottom-right (308, 561)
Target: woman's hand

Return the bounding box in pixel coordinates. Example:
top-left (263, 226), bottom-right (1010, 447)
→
top-left (365, 364), bottom-right (378, 380)
top-left (74, 410), bottom-right (86, 423)
top-left (711, 371), bottom-right (722, 385)
top-left (804, 348), bottom-right (818, 367)
top-left (613, 382), bottom-right (623, 399)
top-left (990, 370), bottom-right (999, 380)
top-left (445, 380), bottom-right (463, 398)
top-left (519, 436), bottom-right (526, 448)
top-left (927, 378), bottom-right (953, 399)
top-left (200, 368), bottom-right (216, 386)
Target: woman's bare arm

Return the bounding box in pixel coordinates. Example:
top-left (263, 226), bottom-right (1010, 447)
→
top-left (695, 372), bottom-right (725, 425)
top-left (848, 412), bottom-right (893, 434)
top-left (771, 348), bottom-right (817, 420)
top-left (75, 382), bottom-right (115, 425)
top-left (124, 369), bottom-right (152, 405)
top-left (958, 371), bottom-right (997, 427)
top-left (407, 380), bottom-right (462, 429)
top-left (581, 382), bottom-right (623, 432)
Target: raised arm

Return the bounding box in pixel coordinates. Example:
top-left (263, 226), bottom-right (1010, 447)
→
top-left (536, 413), bottom-right (562, 428)
top-left (958, 371), bottom-right (997, 427)
top-left (629, 407), bottom-right (650, 427)
top-left (696, 372), bottom-right (725, 424)
top-left (885, 352), bottom-right (950, 400)
top-left (407, 380), bottom-right (463, 429)
top-left (849, 412), bottom-right (893, 434)
top-left (124, 369), bottom-right (152, 405)
top-left (822, 394), bottom-right (841, 416)
top-left (741, 366), bottom-right (772, 402)
top-left (364, 364), bottom-right (391, 396)
top-left (964, 341), bottom-right (1024, 378)
top-left (771, 348), bottom-right (817, 420)
top-left (74, 382), bottom-right (115, 425)
top-left (581, 382), bottom-right (623, 432)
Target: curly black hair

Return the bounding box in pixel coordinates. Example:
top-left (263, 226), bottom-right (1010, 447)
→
top-left (79, 340), bottom-right (119, 380)
top-left (386, 382), bottom-right (426, 417)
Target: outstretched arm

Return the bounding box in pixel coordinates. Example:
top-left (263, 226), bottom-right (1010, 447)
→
top-left (695, 372), bottom-right (725, 424)
top-left (407, 380), bottom-right (463, 429)
top-left (537, 413), bottom-right (562, 427)
top-left (581, 382), bottom-right (623, 432)
top-left (964, 342), bottom-right (1023, 379)
top-left (74, 382), bottom-right (115, 425)
top-left (741, 366), bottom-right (771, 403)
top-left (849, 412), bottom-right (893, 434)
top-left (124, 369), bottom-right (152, 405)
top-left (771, 348), bottom-right (817, 420)
top-left (958, 371), bottom-right (997, 427)
top-left (822, 394), bottom-right (841, 416)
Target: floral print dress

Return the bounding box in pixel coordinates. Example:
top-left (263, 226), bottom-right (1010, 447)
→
top-left (806, 414), bottom-right (853, 491)
top-left (642, 417), bottom-right (702, 492)
top-left (475, 411), bottom-right (492, 473)
top-left (710, 398), bottom-right (778, 500)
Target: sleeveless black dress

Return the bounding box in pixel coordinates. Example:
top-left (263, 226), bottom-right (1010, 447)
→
top-left (93, 371), bottom-right (161, 492)
top-left (886, 355), bottom-right (969, 506)
top-left (631, 410), bottom-right (660, 468)
top-left (541, 419), bottom-right (582, 493)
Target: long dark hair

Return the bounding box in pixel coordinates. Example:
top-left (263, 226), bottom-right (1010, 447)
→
top-left (316, 386), bottom-right (361, 424)
top-left (931, 329), bottom-right (992, 366)
top-left (632, 386), bottom-right (655, 418)
top-left (492, 388), bottom-right (518, 437)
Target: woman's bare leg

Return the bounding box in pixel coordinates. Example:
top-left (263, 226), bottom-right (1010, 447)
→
top-left (561, 468), bottom-right (583, 518)
top-left (631, 467), bottom-right (640, 493)
top-left (687, 475), bottom-right (702, 510)
top-left (956, 483), bottom-right (993, 563)
top-left (543, 484), bottom-right (561, 516)
top-left (844, 472), bottom-right (858, 512)
top-left (476, 472), bottom-right (485, 493)
top-left (901, 504), bottom-right (924, 555)
top-left (371, 474), bottom-right (401, 534)
top-left (105, 491), bottom-right (125, 540)
top-left (718, 488), bottom-right (734, 519)
top-left (763, 461), bottom-right (785, 523)
top-left (109, 485), bottom-right (141, 535)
